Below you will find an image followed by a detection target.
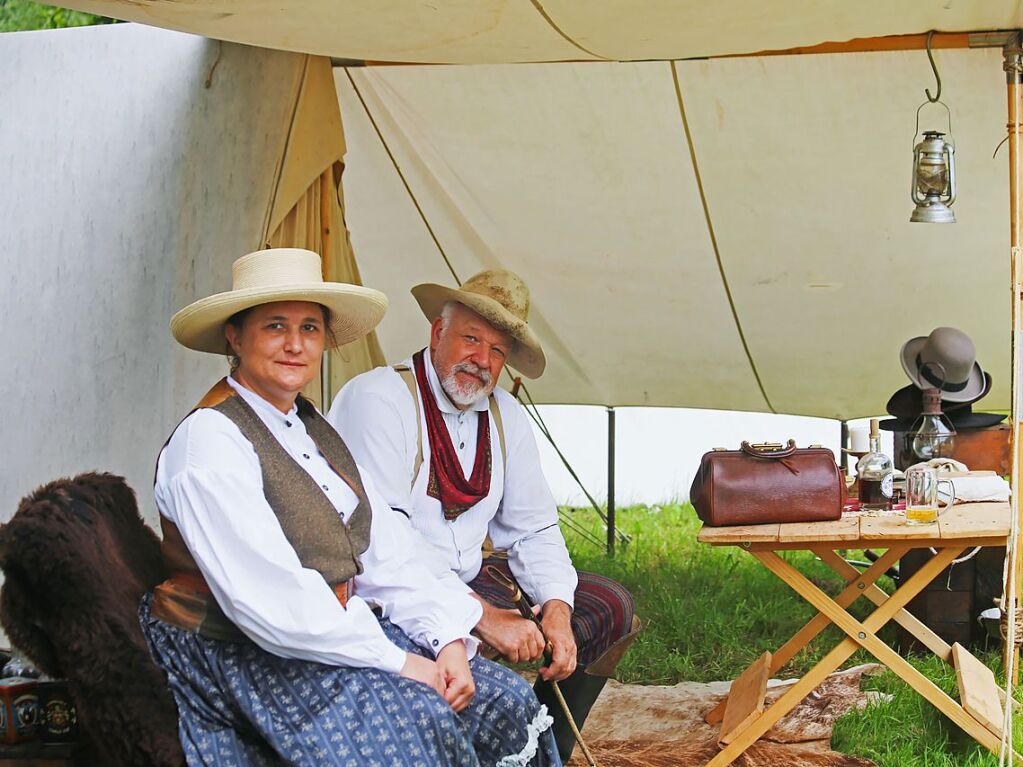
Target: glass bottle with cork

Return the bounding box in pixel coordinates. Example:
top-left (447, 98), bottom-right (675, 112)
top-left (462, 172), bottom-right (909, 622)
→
top-left (857, 418), bottom-right (894, 510)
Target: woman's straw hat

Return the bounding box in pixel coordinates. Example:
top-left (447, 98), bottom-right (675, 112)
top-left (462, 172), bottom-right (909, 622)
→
top-left (411, 269), bottom-right (546, 379)
top-left (171, 248), bottom-right (387, 354)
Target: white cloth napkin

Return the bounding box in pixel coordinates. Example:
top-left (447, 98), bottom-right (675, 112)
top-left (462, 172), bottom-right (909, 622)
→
top-left (905, 458), bottom-right (1010, 502)
top-left (949, 475), bottom-right (1011, 502)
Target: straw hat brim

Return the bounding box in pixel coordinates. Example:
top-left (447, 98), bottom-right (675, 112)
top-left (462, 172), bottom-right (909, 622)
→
top-left (171, 283), bottom-right (388, 354)
top-left (899, 335), bottom-right (986, 403)
top-left (411, 283), bottom-right (546, 379)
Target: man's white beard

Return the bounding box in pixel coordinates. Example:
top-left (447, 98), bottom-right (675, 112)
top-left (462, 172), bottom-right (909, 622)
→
top-left (441, 361), bottom-right (494, 407)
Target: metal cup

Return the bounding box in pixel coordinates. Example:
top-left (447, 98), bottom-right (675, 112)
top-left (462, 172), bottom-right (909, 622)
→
top-left (904, 466), bottom-right (956, 525)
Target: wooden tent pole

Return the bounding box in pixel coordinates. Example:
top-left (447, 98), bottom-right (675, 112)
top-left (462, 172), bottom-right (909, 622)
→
top-left (319, 167), bottom-right (335, 411)
top-left (1005, 35), bottom-right (1023, 682)
top-left (320, 168), bottom-right (333, 277)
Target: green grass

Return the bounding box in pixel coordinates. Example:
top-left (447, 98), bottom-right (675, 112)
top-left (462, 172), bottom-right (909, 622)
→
top-left (561, 502), bottom-right (1020, 766)
top-left (0, 1), bottom-right (113, 33)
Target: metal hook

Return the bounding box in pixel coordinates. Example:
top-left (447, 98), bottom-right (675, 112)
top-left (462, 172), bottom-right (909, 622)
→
top-left (925, 30), bottom-right (942, 103)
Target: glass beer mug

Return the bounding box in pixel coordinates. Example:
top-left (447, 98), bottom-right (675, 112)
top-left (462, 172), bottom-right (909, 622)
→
top-left (904, 466), bottom-right (956, 525)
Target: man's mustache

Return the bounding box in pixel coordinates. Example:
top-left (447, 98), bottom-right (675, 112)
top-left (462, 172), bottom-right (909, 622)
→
top-left (451, 361), bottom-right (492, 386)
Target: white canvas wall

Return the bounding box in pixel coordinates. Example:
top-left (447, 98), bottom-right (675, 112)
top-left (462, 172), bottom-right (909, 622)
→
top-left (0, 24), bottom-right (303, 525)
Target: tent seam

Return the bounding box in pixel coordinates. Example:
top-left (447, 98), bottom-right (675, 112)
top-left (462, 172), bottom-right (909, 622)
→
top-left (669, 60), bottom-right (777, 414)
top-left (342, 69), bottom-right (461, 285)
top-left (261, 54), bottom-right (310, 247)
top-left (342, 68), bottom-right (611, 532)
top-left (527, 0), bottom-right (611, 61)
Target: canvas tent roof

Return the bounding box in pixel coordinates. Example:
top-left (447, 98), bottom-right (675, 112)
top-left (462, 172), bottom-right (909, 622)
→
top-left (35, 3), bottom-right (1023, 418)
top-left (39, 1), bottom-right (1023, 63)
top-left (334, 50), bottom-right (1010, 418)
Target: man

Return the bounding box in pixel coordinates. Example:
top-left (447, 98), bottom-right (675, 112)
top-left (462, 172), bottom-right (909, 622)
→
top-left (329, 268), bottom-right (639, 761)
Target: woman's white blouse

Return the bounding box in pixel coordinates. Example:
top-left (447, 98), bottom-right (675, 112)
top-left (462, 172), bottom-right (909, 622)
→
top-left (154, 376), bottom-right (482, 675)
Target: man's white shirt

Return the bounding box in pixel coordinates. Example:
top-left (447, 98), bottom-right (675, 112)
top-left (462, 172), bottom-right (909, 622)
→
top-left (155, 376), bottom-right (482, 675)
top-left (328, 348), bottom-right (577, 608)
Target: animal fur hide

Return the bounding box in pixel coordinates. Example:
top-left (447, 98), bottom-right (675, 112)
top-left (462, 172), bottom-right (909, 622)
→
top-left (567, 665), bottom-right (881, 767)
top-left (0, 472), bottom-right (183, 766)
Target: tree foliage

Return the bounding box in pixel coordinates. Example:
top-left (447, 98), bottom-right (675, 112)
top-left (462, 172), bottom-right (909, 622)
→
top-left (0, 0), bottom-right (115, 32)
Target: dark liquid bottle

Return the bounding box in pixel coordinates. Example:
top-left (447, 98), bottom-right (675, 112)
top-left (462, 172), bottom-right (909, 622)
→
top-left (856, 419), bottom-right (893, 511)
top-left (858, 479), bottom-right (889, 507)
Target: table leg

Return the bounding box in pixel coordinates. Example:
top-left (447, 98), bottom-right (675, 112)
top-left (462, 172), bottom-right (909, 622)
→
top-left (705, 546), bottom-right (906, 725)
top-left (816, 548), bottom-right (953, 663)
top-left (706, 636), bottom-right (859, 766)
top-left (756, 548), bottom-right (1014, 759)
top-left (819, 548), bottom-right (1016, 717)
top-left (709, 548), bottom-right (952, 766)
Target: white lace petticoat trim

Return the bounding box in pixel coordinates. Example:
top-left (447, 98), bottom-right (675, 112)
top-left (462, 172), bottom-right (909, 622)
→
top-left (496, 704), bottom-right (556, 767)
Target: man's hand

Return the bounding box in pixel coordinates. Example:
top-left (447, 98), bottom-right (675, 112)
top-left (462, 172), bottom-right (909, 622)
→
top-left (399, 653), bottom-right (445, 697)
top-left (435, 641), bottom-right (475, 712)
top-left (471, 595), bottom-right (546, 663)
top-left (538, 600), bottom-right (576, 682)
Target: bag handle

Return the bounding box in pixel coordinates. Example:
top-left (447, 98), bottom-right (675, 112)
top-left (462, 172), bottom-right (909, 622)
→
top-left (740, 439), bottom-right (797, 459)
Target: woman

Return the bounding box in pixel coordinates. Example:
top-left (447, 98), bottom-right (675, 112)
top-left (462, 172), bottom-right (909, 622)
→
top-left (140, 248), bottom-right (560, 767)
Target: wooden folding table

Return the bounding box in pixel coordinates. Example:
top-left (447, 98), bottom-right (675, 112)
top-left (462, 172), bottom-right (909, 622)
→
top-left (697, 502), bottom-right (1018, 766)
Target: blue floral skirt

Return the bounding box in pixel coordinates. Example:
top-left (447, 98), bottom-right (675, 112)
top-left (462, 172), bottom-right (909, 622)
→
top-left (139, 595), bottom-right (560, 767)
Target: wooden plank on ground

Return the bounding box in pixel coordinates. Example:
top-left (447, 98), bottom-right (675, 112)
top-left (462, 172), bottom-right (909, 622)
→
top-left (777, 516), bottom-right (861, 543)
top-left (698, 523), bottom-right (780, 545)
top-left (938, 502), bottom-right (1011, 540)
top-left (719, 651), bottom-right (771, 745)
top-left (953, 643), bottom-right (1005, 738)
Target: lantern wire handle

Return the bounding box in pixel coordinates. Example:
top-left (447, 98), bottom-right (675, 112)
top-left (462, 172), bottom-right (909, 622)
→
top-left (925, 30), bottom-right (942, 103)
top-left (914, 100), bottom-right (954, 147)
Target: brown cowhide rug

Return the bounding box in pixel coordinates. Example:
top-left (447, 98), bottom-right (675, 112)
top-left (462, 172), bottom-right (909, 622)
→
top-left (566, 664), bottom-right (883, 767)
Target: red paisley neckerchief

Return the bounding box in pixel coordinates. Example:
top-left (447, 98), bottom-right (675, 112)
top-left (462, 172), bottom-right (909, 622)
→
top-left (413, 350), bottom-right (491, 521)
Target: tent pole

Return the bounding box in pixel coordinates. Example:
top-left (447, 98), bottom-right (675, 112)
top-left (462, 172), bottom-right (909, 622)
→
top-left (1004, 34), bottom-right (1023, 682)
top-left (607, 406), bottom-right (616, 556)
top-left (840, 420), bottom-right (849, 474)
top-left (319, 168), bottom-right (335, 412)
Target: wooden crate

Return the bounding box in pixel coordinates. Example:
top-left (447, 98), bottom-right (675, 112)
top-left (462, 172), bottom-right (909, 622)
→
top-left (892, 424), bottom-right (1010, 474)
top-left (889, 424), bottom-right (1008, 653)
top-left (897, 546), bottom-right (1005, 653)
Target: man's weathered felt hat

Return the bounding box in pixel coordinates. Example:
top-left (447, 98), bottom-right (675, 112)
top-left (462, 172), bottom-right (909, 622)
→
top-left (411, 269), bottom-right (546, 378)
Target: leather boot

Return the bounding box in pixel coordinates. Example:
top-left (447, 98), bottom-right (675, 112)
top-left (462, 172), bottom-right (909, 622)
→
top-left (533, 670), bottom-right (607, 763)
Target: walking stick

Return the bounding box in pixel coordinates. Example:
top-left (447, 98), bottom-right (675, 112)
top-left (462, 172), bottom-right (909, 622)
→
top-left (484, 566), bottom-right (598, 767)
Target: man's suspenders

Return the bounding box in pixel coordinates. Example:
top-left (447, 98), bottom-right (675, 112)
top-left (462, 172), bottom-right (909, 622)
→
top-left (393, 364), bottom-right (507, 490)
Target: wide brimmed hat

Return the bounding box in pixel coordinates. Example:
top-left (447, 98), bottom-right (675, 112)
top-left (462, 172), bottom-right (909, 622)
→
top-left (900, 327), bottom-right (986, 403)
top-left (171, 248), bottom-right (388, 354)
top-left (885, 373), bottom-right (993, 419)
top-left (411, 269), bottom-right (546, 378)
top-left (878, 405), bottom-right (1006, 432)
